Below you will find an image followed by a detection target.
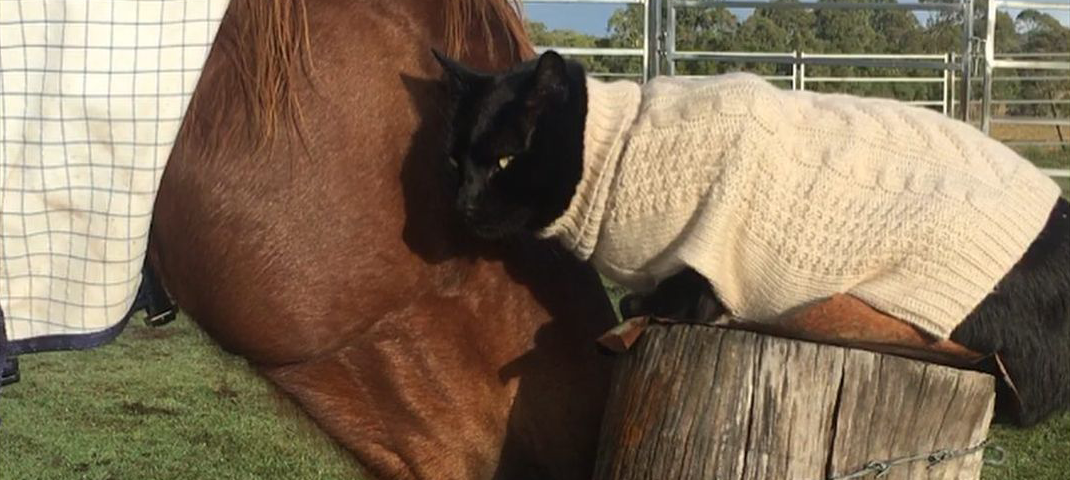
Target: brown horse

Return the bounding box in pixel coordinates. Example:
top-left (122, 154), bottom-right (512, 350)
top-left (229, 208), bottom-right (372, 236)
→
top-left (150, 0), bottom-right (616, 479)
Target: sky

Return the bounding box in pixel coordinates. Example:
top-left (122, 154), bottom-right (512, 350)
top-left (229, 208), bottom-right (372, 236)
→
top-left (523, 1), bottom-right (1070, 37)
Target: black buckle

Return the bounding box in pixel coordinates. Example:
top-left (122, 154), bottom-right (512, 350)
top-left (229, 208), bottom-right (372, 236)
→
top-left (145, 309), bottom-right (177, 327)
top-left (134, 263), bottom-right (177, 327)
top-left (1, 358), bottom-right (19, 387)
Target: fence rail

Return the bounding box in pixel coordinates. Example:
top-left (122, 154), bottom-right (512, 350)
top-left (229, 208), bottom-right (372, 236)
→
top-left (673, 0), bottom-right (964, 11)
top-left (525, 0), bottom-right (653, 78)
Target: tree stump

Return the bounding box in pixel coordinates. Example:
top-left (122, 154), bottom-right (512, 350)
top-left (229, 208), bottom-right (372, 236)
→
top-left (593, 323), bottom-right (995, 480)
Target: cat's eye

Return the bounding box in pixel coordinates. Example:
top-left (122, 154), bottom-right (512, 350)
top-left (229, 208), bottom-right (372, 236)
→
top-left (497, 155), bottom-right (514, 170)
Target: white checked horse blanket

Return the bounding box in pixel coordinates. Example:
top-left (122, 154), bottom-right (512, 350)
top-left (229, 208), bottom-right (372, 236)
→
top-left (1, 0), bottom-right (229, 353)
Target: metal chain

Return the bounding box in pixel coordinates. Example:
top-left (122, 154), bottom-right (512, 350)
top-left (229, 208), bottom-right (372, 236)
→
top-left (826, 439), bottom-right (1000, 480)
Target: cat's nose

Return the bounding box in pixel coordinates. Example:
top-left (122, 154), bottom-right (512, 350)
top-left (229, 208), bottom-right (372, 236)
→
top-left (456, 198), bottom-right (479, 219)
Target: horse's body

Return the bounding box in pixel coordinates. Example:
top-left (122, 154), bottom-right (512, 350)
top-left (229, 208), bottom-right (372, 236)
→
top-left (150, 1), bottom-right (614, 478)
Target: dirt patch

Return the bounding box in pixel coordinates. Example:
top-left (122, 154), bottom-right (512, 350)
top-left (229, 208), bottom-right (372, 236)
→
top-left (214, 382), bottom-right (239, 400)
top-left (991, 123), bottom-right (1068, 142)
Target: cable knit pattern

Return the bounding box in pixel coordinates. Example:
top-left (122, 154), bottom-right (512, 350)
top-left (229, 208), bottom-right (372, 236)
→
top-left (541, 73), bottom-right (1062, 338)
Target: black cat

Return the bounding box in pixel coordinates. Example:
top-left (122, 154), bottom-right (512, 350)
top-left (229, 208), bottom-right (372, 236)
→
top-left (433, 50), bottom-right (586, 239)
top-left (432, 49), bottom-right (1070, 426)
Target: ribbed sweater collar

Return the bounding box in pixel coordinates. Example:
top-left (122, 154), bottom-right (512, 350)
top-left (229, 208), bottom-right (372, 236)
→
top-left (538, 77), bottom-right (642, 259)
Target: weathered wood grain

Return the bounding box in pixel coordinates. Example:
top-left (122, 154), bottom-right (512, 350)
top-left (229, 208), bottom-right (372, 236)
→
top-left (593, 323), bottom-right (995, 480)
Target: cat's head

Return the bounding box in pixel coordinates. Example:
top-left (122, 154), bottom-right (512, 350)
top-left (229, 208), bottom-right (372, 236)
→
top-left (433, 49), bottom-right (587, 240)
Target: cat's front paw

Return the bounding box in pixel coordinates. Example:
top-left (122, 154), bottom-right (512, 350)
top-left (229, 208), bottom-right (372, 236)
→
top-left (618, 293), bottom-right (651, 319)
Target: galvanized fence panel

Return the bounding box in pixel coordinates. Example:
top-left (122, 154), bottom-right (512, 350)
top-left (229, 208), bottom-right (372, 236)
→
top-left (662, 0), bottom-right (974, 120)
top-left (524, 0), bottom-right (1067, 179)
top-left (978, 0), bottom-right (1069, 180)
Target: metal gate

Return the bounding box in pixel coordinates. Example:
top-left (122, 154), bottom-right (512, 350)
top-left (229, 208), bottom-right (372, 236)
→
top-left (524, 0), bottom-right (1067, 179)
top-left (527, 0), bottom-right (975, 119)
top-left (980, 0), bottom-right (1069, 138)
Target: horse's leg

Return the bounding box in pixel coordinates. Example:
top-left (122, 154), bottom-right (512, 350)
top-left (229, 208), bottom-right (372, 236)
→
top-left (260, 273), bottom-right (612, 480)
top-left (260, 303), bottom-right (511, 480)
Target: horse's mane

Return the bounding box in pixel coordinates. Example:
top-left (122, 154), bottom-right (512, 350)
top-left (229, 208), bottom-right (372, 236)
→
top-left (226, 0), bottom-right (311, 144)
top-left (224, 0), bottom-right (532, 145)
top-left (444, 0), bottom-right (532, 60)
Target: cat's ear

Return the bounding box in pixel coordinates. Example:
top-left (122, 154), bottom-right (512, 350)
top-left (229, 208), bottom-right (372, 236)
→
top-left (530, 51), bottom-right (570, 106)
top-left (517, 51), bottom-right (571, 145)
top-left (432, 48), bottom-right (488, 94)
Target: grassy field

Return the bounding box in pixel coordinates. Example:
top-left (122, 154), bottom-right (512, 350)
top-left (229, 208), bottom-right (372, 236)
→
top-left (995, 124), bottom-right (1069, 196)
top-left (1017, 146), bottom-right (1070, 196)
top-left (0, 317), bottom-right (360, 480)
top-left (2, 314), bottom-right (1069, 479)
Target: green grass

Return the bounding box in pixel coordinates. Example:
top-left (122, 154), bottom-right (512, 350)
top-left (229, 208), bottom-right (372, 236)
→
top-left (1019, 146), bottom-right (1070, 197)
top-left (0, 316), bottom-right (360, 480)
top-left (3, 312), bottom-right (1068, 479)
top-left (986, 414), bottom-right (1070, 480)
top-left (1019, 147), bottom-right (1069, 171)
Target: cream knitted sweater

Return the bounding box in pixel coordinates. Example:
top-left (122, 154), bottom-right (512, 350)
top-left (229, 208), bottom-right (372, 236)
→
top-left (540, 73), bottom-right (1061, 338)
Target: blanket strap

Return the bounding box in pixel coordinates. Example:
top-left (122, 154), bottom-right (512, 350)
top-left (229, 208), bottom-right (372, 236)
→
top-left (0, 308), bottom-right (15, 389)
top-left (0, 358), bottom-right (18, 387)
top-left (132, 262), bottom-right (177, 327)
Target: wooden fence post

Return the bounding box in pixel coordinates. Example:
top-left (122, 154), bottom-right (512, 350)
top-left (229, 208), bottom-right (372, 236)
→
top-left (593, 323), bottom-right (995, 480)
